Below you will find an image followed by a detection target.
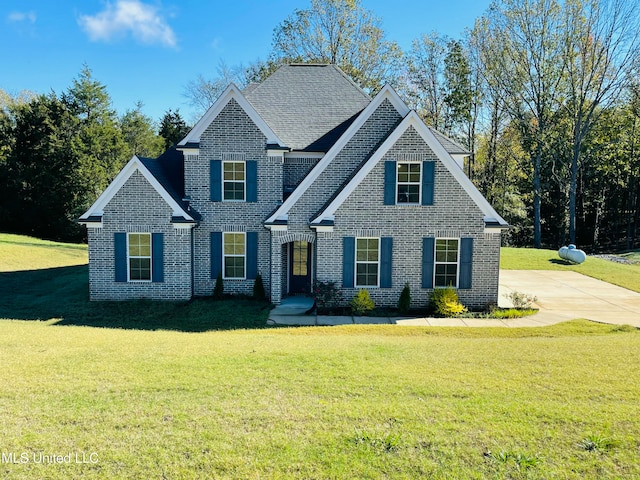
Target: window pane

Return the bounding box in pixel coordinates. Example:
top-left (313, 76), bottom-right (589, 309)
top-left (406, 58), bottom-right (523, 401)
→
top-left (224, 182), bottom-right (245, 200)
top-left (356, 263), bottom-right (378, 286)
top-left (224, 233), bottom-right (245, 254)
top-left (130, 258), bottom-right (151, 281)
top-left (224, 257), bottom-right (245, 278)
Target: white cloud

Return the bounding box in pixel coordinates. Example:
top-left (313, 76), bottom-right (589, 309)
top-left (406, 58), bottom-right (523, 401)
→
top-left (8, 11), bottom-right (36, 23)
top-left (78, 1), bottom-right (176, 48)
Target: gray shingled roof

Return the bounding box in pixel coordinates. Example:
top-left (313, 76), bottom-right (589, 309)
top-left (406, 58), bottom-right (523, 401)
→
top-left (139, 149), bottom-right (201, 221)
top-left (244, 64), bottom-right (371, 152)
top-left (428, 127), bottom-right (470, 155)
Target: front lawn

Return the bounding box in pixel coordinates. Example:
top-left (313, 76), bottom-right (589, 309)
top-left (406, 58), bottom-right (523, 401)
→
top-left (501, 246), bottom-right (640, 293)
top-left (1, 319), bottom-right (638, 479)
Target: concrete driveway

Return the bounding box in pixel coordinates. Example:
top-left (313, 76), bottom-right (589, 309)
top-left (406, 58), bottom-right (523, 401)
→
top-left (499, 270), bottom-right (640, 327)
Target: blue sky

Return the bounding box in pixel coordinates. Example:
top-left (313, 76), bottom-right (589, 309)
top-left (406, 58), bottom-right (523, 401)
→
top-left (2, 0), bottom-right (491, 124)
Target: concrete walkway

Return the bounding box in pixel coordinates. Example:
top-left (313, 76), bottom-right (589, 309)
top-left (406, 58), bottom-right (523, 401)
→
top-left (267, 270), bottom-right (640, 328)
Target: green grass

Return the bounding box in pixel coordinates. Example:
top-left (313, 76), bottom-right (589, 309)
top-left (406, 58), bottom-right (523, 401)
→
top-left (501, 246), bottom-right (640, 293)
top-left (1, 319), bottom-right (639, 479)
top-left (0, 232), bottom-right (88, 272)
top-left (0, 233), bottom-right (270, 331)
top-left (2, 234), bottom-right (640, 478)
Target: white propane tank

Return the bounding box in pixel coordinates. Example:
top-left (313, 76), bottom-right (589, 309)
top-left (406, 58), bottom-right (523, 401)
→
top-left (558, 244), bottom-right (587, 264)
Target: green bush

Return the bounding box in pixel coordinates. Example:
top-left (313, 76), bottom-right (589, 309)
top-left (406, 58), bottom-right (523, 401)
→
top-left (350, 289), bottom-right (375, 316)
top-left (312, 280), bottom-right (343, 309)
top-left (213, 272), bottom-right (224, 300)
top-left (253, 273), bottom-right (266, 301)
top-left (398, 283), bottom-right (411, 314)
top-left (430, 287), bottom-right (467, 317)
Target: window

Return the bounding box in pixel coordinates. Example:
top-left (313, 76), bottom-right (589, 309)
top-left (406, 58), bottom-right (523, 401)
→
top-left (356, 238), bottom-right (379, 287)
top-left (434, 239), bottom-right (459, 287)
top-left (223, 232), bottom-right (245, 279)
top-left (128, 233), bottom-right (151, 281)
top-left (223, 161), bottom-right (245, 201)
top-left (397, 162), bottom-right (421, 203)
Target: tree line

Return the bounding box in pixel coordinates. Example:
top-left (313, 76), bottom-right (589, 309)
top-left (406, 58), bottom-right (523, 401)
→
top-left (2, 0), bottom-right (640, 251)
top-left (0, 67), bottom-right (190, 242)
top-left (187, 0), bottom-right (640, 252)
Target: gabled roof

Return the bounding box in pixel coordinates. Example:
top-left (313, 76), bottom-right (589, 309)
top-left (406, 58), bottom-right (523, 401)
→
top-left (177, 84), bottom-right (286, 148)
top-left (264, 84), bottom-right (410, 225)
top-left (310, 111), bottom-right (508, 228)
top-left (78, 154), bottom-right (198, 224)
top-left (244, 64), bottom-right (371, 152)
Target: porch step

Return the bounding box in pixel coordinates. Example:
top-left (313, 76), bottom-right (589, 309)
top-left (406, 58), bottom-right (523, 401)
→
top-left (271, 296), bottom-right (316, 316)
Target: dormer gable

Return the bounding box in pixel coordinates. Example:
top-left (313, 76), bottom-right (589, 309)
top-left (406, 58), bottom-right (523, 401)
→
top-left (310, 111), bottom-right (508, 231)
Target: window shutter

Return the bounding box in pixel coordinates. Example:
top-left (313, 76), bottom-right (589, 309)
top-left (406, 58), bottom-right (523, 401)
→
top-left (246, 231), bottom-right (258, 280)
top-left (114, 232), bottom-right (127, 282)
top-left (422, 237), bottom-right (435, 288)
top-left (210, 160), bottom-right (222, 201)
top-left (151, 233), bottom-right (164, 283)
top-left (380, 237), bottom-right (393, 288)
top-left (210, 232), bottom-right (222, 279)
top-left (342, 237), bottom-right (355, 288)
top-left (384, 161), bottom-right (396, 205)
top-left (246, 161), bottom-right (257, 202)
top-left (459, 237), bottom-right (473, 289)
top-left (422, 161), bottom-right (434, 206)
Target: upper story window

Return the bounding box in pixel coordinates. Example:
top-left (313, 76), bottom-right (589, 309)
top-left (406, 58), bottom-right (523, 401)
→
top-left (223, 161), bottom-right (245, 201)
top-left (434, 238), bottom-right (459, 287)
top-left (397, 162), bottom-right (421, 204)
top-left (128, 233), bottom-right (151, 281)
top-left (223, 232), bottom-right (246, 279)
top-left (355, 237), bottom-right (380, 287)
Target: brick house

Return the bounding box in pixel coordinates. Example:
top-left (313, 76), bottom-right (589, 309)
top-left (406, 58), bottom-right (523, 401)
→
top-left (79, 64), bottom-right (508, 308)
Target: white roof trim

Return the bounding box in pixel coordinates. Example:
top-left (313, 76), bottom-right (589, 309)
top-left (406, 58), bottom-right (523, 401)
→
top-left (178, 84), bottom-right (286, 148)
top-left (311, 111), bottom-right (508, 227)
top-left (264, 84), bottom-right (410, 224)
top-left (78, 156), bottom-right (195, 222)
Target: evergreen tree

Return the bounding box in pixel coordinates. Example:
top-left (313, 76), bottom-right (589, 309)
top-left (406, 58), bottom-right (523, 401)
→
top-left (159, 109), bottom-right (190, 149)
top-left (121, 102), bottom-right (163, 158)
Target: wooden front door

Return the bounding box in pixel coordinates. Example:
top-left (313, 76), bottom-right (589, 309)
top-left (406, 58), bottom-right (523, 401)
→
top-left (289, 241), bottom-right (311, 294)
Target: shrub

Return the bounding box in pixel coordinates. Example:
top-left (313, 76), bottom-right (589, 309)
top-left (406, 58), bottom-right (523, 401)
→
top-left (213, 272), bottom-right (224, 300)
top-left (398, 283), bottom-right (411, 314)
top-left (505, 290), bottom-right (538, 309)
top-left (312, 280), bottom-right (343, 309)
top-left (253, 273), bottom-right (266, 301)
top-left (430, 287), bottom-right (467, 317)
top-left (350, 289), bottom-right (375, 316)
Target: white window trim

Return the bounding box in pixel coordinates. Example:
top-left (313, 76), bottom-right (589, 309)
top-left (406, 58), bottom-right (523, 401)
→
top-left (433, 237), bottom-right (460, 288)
top-left (222, 160), bottom-right (246, 202)
top-left (396, 161), bottom-right (422, 205)
top-left (355, 237), bottom-right (381, 288)
top-left (222, 232), bottom-right (247, 280)
top-left (127, 232), bottom-right (152, 283)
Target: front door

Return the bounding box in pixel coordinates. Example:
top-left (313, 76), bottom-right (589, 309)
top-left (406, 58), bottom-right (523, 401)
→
top-left (289, 241), bottom-right (311, 294)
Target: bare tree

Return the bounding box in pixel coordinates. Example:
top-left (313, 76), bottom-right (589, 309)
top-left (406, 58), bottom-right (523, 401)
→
top-left (406, 32), bottom-right (449, 130)
top-left (562, 0), bottom-right (640, 243)
top-left (183, 61), bottom-right (248, 118)
top-left (481, 0), bottom-right (566, 248)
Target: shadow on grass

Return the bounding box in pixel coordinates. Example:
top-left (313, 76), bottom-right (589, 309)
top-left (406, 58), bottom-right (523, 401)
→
top-left (0, 266), bottom-right (272, 332)
top-left (548, 259), bottom-right (573, 266)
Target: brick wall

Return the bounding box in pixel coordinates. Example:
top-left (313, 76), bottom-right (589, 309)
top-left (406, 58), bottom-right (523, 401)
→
top-left (316, 126), bottom-right (502, 310)
top-left (87, 170), bottom-right (193, 301)
top-left (185, 98), bottom-right (282, 297)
